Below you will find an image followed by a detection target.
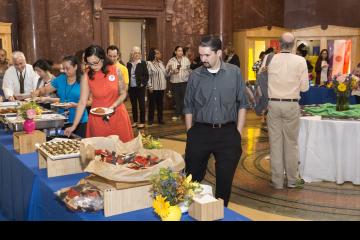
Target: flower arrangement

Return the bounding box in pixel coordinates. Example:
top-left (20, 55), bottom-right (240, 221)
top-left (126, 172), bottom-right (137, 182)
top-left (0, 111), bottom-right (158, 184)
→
top-left (326, 73), bottom-right (359, 111)
top-left (18, 101), bottom-right (42, 120)
top-left (150, 168), bottom-right (202, 221)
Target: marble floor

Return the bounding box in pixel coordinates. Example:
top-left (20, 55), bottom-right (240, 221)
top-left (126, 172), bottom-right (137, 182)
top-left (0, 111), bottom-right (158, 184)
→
top-left (133, 107), bottom-right (360, 221)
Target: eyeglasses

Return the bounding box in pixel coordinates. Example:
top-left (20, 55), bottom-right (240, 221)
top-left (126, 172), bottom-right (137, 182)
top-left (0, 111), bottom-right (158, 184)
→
top-left (86, 59), bottom-right (103, 67)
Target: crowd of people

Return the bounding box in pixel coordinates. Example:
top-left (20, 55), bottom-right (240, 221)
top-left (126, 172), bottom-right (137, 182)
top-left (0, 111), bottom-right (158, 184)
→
top-left (2, 34), bottom-right (360, 205)
top-left (0, 42), bottom-right (243, 134)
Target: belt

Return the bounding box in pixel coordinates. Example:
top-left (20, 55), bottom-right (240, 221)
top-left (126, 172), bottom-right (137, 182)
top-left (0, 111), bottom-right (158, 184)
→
top-left (268, 98), bottom-right (299, 102)
top-left (194, 122), bottom-right (235, 128)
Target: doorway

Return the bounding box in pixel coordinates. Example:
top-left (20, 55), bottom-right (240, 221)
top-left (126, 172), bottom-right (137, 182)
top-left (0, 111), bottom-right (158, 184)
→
top-left (109, 18), bottom-right (158, 63)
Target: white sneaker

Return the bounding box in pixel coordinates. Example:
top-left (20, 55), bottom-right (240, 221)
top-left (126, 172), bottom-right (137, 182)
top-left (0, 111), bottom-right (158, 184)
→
top-left (172, 116), bottom-right (178, 121)
top-left (131, 123), bottom-right (137, 128)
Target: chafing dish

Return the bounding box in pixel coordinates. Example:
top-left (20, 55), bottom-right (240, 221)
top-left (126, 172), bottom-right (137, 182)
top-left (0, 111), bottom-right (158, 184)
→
top-left (4, 114), bottom-right (66, 131)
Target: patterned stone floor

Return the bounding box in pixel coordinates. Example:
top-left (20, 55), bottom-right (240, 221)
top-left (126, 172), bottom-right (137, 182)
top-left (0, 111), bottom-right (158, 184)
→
top-left (131, 107), bottom-right (360, 220)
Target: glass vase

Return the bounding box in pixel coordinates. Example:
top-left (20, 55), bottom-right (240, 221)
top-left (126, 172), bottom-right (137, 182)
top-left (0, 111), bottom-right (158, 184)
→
top-left (23, 119), bottom-right (36, 134)
top-left (336, 93), bottom-right (350, 111)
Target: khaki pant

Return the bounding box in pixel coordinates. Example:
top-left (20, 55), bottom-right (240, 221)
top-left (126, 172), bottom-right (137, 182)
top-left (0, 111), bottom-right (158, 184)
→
top-left (267, 101), bottom-right (300, 187)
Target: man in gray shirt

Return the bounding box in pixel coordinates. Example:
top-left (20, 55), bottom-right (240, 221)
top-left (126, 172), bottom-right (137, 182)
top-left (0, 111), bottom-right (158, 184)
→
top-left (183, 35), bottom-right (248, 207)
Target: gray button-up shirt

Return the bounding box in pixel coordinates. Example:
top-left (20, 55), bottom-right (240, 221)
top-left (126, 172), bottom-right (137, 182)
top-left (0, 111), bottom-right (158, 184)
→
top-left (183, 61), bottom-right (248, 124)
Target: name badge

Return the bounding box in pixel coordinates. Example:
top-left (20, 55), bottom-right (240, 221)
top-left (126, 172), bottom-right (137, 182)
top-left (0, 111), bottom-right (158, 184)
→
top-left (108, 75), bottom-right (116, 82)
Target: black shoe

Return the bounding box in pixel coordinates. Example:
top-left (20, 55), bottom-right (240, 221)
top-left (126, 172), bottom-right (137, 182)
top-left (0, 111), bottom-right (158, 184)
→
top-left (148, 121), bottom-right (153, 126)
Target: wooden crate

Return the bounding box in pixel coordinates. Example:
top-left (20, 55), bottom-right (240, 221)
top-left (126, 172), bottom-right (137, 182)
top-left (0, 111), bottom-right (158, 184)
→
top-left (38, 151), bottom-right (83, 178)
top-left (188, 198), bottom-right (224, 221)
top-left (85, 175), bottom-right (153, 217)
top-left (13, 130), bottom-right (46, 154)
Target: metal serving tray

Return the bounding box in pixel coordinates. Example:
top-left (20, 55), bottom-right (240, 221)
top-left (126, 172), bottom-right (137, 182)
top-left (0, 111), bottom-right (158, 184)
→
top-left (4, 114), bottom-right (66, 131)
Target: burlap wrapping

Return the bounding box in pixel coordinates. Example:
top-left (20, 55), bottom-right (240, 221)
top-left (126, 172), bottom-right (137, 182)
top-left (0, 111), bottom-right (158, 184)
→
top-left (80, 134), bottom-right (185, 182)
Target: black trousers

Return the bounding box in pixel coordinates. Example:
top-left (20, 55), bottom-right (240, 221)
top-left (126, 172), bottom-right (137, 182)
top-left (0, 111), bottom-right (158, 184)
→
top-left (185, 123), bottom-right (242, 207)
top-left (171, 82), bottom-right (187, 116)
top-left (128, 87), bottom-right (146, 124)
top-left (356, 96), bottom-right (360, 104)
top-left (148, 90), bottom-right (164, 123)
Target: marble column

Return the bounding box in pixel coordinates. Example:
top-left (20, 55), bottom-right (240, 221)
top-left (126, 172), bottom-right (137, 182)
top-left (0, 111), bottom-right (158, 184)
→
top-left (208, 0), bottom-right (233, 47)
top-left (17, 0), bottom-right (50, 63)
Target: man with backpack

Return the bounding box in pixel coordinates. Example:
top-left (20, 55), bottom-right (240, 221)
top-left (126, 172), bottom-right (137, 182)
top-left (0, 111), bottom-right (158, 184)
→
top-left (263, 32), bottom-right (309, 189)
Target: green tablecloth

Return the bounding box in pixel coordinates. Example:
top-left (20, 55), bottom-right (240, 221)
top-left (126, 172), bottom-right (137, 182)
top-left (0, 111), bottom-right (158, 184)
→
top-left (304, 103), bottom-right (360, 118)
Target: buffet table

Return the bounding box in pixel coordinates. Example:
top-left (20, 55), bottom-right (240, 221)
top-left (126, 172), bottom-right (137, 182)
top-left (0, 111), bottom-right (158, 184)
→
top-left (299, 116), bottom-right (360, 184)
top-left (299, 86), bottom-right (357, 105)
top-left (0, 129), bottom-right (249, 221)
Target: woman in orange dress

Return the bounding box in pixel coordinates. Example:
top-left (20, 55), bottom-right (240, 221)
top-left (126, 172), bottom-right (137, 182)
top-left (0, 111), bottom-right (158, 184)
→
top-left (64, 45), bottom-right (133, 142)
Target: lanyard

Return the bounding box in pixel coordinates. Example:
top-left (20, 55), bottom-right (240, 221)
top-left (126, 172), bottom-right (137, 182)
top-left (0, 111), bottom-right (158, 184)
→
top-left (175, 57), bottom-right (182, 65)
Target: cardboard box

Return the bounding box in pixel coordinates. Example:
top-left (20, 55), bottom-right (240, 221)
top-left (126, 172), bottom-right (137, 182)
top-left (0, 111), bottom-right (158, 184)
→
top-left (38, 151), bottom-right (83, 178)
top-left (85, 175), bottom-right (153, 217)
top-left (13, 130), bottom-right (46, 154)
top-left (188, 197), bottom-right (224, 221)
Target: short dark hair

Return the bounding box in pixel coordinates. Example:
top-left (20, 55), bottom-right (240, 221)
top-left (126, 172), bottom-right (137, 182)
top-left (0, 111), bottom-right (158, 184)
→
top-left (107, 45), bottom-right (120, 55)
top-left (199, 35), bottom-right (222, 52)
top-left (33, 59), bottom-right (53, 72)
top-left (259, 51), bottom-right (266, 58)
top-left (148, 48), bottom-right (157, 61)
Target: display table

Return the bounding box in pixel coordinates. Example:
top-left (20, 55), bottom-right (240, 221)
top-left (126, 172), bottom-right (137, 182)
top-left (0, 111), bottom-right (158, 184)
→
top-left (299, 86), bottom-right (357, 105)
top-left (299, 116), bottom-right (360, 184)
top-left (0, 129), bottom-right (249, 221)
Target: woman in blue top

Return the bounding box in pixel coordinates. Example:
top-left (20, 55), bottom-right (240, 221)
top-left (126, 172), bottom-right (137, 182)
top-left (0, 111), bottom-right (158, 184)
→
top-left (32, 56), bottom-right (88, 138)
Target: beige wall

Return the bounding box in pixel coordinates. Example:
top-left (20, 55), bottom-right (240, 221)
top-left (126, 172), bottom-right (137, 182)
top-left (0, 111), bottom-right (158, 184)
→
top-left (109, 19), bottom-right (144, 63)
top-left (0, 22), bottom-right (12, 61)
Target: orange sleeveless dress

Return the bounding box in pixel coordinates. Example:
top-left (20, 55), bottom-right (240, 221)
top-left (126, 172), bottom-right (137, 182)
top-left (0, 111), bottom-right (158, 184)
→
top-left (86, 65), bottom-right (134, 142)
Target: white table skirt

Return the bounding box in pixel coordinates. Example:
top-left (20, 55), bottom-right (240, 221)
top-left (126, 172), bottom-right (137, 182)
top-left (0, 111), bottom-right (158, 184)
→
top-left (299, 116), bottom-right (360, 184)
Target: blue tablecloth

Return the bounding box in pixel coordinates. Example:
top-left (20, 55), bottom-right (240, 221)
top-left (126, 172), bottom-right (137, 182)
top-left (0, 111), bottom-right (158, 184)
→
top-left (300, 86), bottom-right (357, 105)
top-left (0, 129), bottom-right (250, 221)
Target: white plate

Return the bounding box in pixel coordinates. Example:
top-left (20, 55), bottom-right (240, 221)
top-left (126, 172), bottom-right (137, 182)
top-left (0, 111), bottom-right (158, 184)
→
top-left (51, 102), bottom-right (69, 108)
top-left (0, 102), bottom-right (19, 107)
top-left (90, 107), bottom-right (114, 116)
top-left (24, 97), bottom-right (39, 102)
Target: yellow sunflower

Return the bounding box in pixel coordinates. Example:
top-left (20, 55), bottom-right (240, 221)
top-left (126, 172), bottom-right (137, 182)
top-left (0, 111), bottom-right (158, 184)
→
top-left (337, 83), bottom-right (347, 92)
top-left (153, 195), bottom-right (170, 218)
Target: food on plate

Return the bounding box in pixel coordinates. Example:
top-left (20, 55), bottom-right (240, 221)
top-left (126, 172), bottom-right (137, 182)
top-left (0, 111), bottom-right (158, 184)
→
top-left (39, 140), bottom-right (81, 156)
top-left (0, 108), bottom-right (18, 114)
top-left (94, 108), bottom-right (106, 114)
top-left (94, 149), bottom-right (164, 170)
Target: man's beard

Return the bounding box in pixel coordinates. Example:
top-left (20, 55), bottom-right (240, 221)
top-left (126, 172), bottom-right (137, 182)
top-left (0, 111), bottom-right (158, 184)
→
top-left (203, 62), bottom-right (211, 68)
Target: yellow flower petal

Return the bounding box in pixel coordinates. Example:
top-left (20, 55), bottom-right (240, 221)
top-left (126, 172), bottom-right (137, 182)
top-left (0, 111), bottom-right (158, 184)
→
top-left (153, 195), bottom-right (170, 219)
top-left (161, 206), bottom-right (182, 221)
